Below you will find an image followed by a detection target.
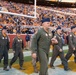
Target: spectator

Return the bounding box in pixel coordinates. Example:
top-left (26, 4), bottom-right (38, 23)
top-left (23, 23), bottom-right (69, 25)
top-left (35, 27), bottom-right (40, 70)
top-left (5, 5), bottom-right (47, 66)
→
top-left (25, 32), bottom-right (30, 50)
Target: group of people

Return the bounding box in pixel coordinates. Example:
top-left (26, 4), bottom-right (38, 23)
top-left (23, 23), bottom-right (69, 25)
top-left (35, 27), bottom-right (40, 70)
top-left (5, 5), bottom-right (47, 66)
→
top-left (0, 28), bottom-right (25, 71)
top-left (31, 18), bottom-right (76, 75)
top-left (0, 17), bottom-right (76, 75)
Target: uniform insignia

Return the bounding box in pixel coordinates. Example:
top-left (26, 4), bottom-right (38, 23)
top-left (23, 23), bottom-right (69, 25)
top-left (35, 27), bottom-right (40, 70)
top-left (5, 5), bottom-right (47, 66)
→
top-left (2, 37), bottom-right (4, 39)
top-left (18, 39), bottom-right (22, 42)
top-left (45, 33), bottom-right (48, 36)
top-left (49, 34), bottom-right (52, 36)
top-left (18, 40), bottom-right (20, 42)
top-left (20, 39), bottom-right (22, 42)
top-left (70, 35), bottom-right (72, 37)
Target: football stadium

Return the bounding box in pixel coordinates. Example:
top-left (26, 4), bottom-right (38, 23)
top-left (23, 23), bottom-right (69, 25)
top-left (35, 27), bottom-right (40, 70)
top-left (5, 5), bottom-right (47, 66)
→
top-left (0, 0), bottom-right (76, 75)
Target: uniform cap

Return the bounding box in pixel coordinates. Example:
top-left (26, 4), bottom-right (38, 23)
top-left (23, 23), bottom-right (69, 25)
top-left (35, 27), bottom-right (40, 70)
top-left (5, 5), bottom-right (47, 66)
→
top-left (41, 18), bottom-right (50, 23)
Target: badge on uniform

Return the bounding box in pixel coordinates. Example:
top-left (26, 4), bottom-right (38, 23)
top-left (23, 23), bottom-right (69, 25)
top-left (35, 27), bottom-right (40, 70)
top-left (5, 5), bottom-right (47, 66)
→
top-left (2, 37), bottom-right (4, 39)
top-left (49, 34), bottom-right (52, 37)
top-left (45, 33), bottom-right (48, 36)
top-left (18, 40), bottom-right (20, 42)
top-left (20, 39), bottom-right (22, 42)
top-left (18, 39), bottom-right (22, 42)
top-left (70, 35), bottom-right (72, 37)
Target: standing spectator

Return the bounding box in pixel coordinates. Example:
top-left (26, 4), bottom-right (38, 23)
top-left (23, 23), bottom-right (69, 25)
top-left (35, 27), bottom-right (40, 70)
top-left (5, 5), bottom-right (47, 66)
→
top-left (0, 28), bottom-right (9, 71)
top-left (9, 31), bottom-right (25, 70)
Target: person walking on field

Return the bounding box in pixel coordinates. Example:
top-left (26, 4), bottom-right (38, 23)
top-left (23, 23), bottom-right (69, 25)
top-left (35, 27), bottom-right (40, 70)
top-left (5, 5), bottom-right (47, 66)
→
top-left (65, 26), bottom-right (76, 63)
top-left (31, 18), bottom-right (58, 75)
top-left (9, 31), bottom-right (25, 70)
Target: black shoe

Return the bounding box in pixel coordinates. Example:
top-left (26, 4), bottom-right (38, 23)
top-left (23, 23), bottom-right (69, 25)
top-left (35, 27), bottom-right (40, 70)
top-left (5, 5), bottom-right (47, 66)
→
top-left (19, 67), bottom-right (25, 70)
top-left (3, 68), bottom-right (9, 71)
top-left (64, 68), bottom-right (71, 71)
top-left (50, 65), bottom-right (55, 69)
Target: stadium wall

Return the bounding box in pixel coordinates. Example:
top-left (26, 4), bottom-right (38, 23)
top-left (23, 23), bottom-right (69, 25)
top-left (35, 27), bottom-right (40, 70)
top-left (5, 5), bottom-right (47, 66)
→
top-left (8, 34), bottom-right (28, 48)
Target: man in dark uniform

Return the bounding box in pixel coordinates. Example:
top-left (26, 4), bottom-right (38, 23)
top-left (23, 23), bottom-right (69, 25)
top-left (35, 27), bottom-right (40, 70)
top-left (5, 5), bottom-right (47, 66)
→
top-left (31, 28), bottom-right (38, 73)
top-left (9, 31), bottom-right (25, 70)
top-left (0, 28), bottom-right (9, 71)
top-left (50, 26), bottom-right (70, 71)
top-left (65, 26), bottom-right (76, 63)
top-left (31, 18), bottom-right (55, 75)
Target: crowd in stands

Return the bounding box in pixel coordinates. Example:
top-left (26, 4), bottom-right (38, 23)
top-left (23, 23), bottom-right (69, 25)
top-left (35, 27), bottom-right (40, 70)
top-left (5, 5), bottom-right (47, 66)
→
top-left (0, 0), bottom-right (76, 34)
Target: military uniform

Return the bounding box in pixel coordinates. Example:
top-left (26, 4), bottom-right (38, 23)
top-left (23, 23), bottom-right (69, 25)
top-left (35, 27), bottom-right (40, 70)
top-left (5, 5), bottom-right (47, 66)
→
top-left (0, 33), bottom-right (9, 70)
top-left (50, 33), bottom-right (69, 70)
top-left (31, 34), bottom-right (38, 73)
top-left (65, 32), bottom-right (76, 62)
top-left (10, 36), bottom-right (24, 69)
top-left (31, 28), bottom-right (52, 75)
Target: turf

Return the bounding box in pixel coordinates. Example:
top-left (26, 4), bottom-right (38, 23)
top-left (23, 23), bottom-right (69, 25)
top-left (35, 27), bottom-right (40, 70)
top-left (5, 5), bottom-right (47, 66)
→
top-left (0, 50), bottom-right (68, 67)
